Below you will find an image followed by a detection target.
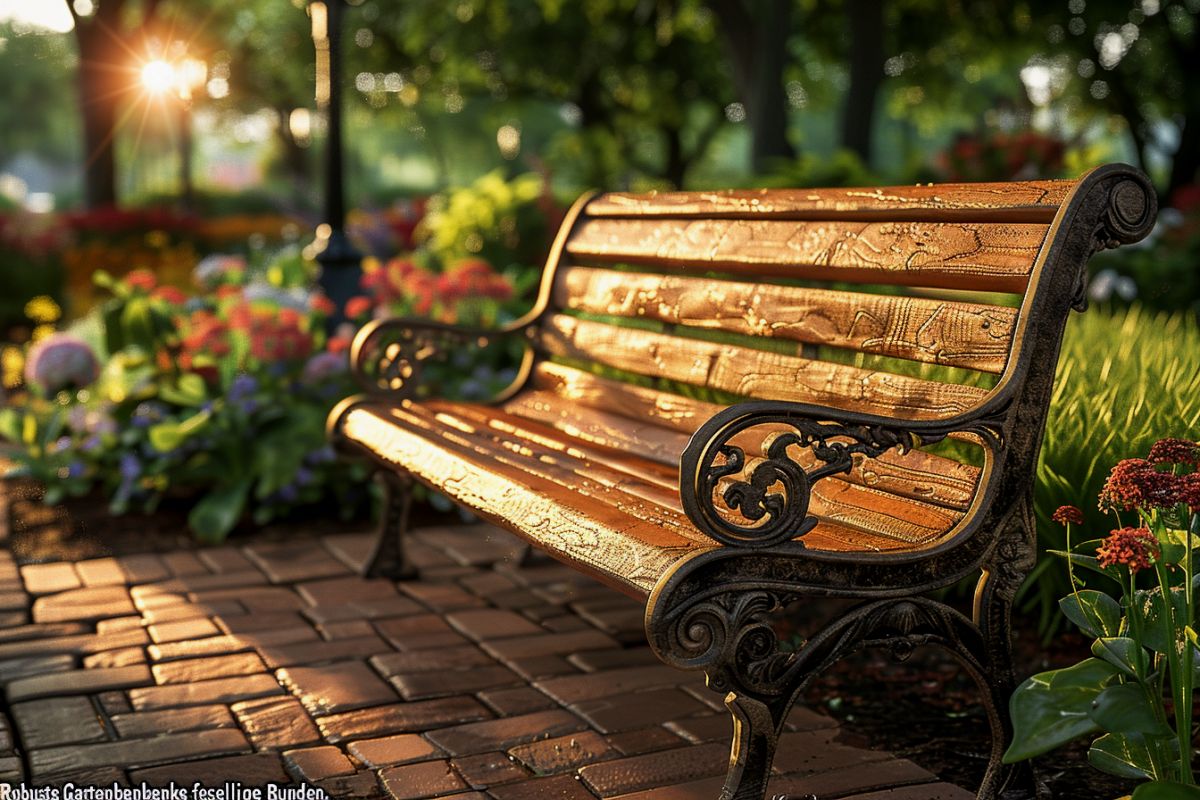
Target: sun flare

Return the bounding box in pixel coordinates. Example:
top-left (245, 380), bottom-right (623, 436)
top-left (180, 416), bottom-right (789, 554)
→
top-left (140, 59), bottom-right (176, 95)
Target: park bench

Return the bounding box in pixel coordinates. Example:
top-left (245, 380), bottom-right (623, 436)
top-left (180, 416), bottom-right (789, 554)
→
top-left (328, 163), bottom-right (1156, 800)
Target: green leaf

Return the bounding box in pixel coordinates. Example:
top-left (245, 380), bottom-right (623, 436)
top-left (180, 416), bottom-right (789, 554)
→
top-left (1004, 658), bottom-right (1120, 762)
top-left (1088, 682), bottom-right (1171, 736)
top-left (1091, 637), bottom-right (1144, 677)
top-left (1087, 733), bottom-right (1155, 779)
top-left (1060, 591), bottom-right (1122, 638)
top-left (1132, 782), bottom-right (1200, 800)
top-left (187, 481), bottom-right (251, 544)
top-left (158, 373), bottom-right (208, 407)
top-left (1050, 538), bottom-right (1128, 580)
top-left (1137, 587), bottom-right (1189, 654)
top-left (1159, 529), bottom-right (1200, 565)
top-left (148, 410), bottom-right (211, 453)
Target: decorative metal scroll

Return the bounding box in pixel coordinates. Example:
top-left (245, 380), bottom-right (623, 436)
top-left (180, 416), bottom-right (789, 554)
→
top-left (682, 413), bottom-right (923, 549)
top-left (350, 319), bottom-right (507, 399)
top-left (657, 585), bottom-right (987, 701)
top-left (680, 403), bottom-right (1008, 551)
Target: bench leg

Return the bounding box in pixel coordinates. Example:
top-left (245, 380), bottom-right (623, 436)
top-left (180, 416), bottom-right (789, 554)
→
top-left (719, 690), bottom-right (788, 800)
top-left (970, 499), bottom-right (1043, 800)
top-left (362, 471), bottom-right (418, 580)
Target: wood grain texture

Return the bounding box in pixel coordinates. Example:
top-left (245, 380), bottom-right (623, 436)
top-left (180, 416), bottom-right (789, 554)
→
top-left (565, 217), bottom-right (1046, 292)
top-left (585, 180), bottom-right (1074, 222)
top-left (537, 314), bottom-right (990, 420)
top-left (556, 266), bottom-right (1017, 373)
top-left (521, 363), bottom-right (981, 511)
top-left (342, 405), bottom-right (704, 597)
top-left (344, 401), bottom-right (959, 572)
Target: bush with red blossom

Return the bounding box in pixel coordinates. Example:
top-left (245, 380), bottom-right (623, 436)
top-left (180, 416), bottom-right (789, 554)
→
top-left (1008, 437), bottom-right (1200, 785)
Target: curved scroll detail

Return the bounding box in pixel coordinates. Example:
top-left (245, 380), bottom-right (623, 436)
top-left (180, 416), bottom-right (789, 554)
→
top-left (349, 317), bottom-right (531, 401)
top-left (652, 584), bottom-right (988, 703)
top-left (682, 412), bottom-right (921, 549)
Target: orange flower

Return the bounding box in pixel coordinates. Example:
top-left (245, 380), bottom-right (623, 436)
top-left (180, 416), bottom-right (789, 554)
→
top-left (152, 286), bottom-right (187, 305)
top-left (345, 296), bottom-right (374, 319)
top-left (1099, 459), bottom-right (1182, 511)
top-left (309, 293), bottom-right (336, 315)
top-left (1096, 527), bottom-right (1159, 573)
top-left (1052, 506), bottom-right (1084, 526)
top-left (1148, 438), bottom-right (1200, 467)
top-left (125, 269), bottom-right (157, 292)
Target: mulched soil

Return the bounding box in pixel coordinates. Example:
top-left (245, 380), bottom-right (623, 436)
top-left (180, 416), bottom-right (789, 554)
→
top-left (0, 483), bottom-right (1141, 797)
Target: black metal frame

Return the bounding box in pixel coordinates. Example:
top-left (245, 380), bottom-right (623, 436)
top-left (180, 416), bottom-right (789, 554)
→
top-left (328, 167), bottom-right (1157, 800)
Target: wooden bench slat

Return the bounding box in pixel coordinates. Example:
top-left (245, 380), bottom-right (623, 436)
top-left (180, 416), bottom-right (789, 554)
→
top-left (555, 266), bottom-right (1016, 373)
top-left (408, 401), bottom-right (959, 551)
top-left (538, 314), bottom-right (990, 420)
top-left (529, 362), bottom-right (983, 500)
top-left (565, 218), bottom-right (1047, 293)
top-left (585, 180), bottom-right (1073, 222)
top-left (506, 379), bottom-right (984, 510)
top-left (342, 405), bottom-right (705, 597)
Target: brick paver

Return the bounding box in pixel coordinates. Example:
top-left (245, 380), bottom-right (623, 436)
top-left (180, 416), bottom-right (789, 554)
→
top-left (0, 523), bottom-right (973, 798)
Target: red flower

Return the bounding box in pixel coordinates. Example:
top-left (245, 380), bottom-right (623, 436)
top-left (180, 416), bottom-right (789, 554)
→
top-left (1099, 458), bottom-right (1182, 511)
top-left (125, 269), bottom-right (157, 292)
top-left (1052, 506), bottom-right (1084, 526)
top-left (152, 286), bottom-right (187, 305)
top-left (309, 293), bottom-right (336, 315)
top-left (326, 335), bottom-right (352, 354)
top-left (1097, 527), bottom-right (1159, 573)
top-left (1180, 473), bottom-right (1200, 514)
top-left (1147, 438), bottom-right (1200, 467)
top-left (345, 295), bottom-right (374, 319)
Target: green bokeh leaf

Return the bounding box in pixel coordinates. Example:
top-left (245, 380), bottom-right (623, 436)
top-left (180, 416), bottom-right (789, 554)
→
top-left (188, 481), bottom-right (251, 544)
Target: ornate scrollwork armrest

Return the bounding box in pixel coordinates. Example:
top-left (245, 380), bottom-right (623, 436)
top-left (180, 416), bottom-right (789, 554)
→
top-left (679, 401), bottom-right (999, 550)
top-left (349, 316), bottom-right (533, 400)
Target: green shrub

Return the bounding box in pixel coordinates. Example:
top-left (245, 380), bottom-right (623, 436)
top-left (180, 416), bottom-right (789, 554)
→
top-left (1022, 305), bottom-right (1200, 631)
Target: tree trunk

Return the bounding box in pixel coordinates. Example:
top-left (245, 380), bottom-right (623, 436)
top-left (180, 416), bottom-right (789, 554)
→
top-left (1167, 112), bottom-right (1200, 201)
top-left (1164, 8), bottom-right (1200, 202)
top-left (841, 0), bottom-right (886, 166)
top-left (74, 25), bottom-right (122, 208)
top-left (709, 0), bottom-right (796, 172)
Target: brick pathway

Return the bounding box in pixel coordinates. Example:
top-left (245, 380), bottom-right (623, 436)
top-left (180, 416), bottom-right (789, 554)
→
top-left (0, 524), bottom-right (973, 799)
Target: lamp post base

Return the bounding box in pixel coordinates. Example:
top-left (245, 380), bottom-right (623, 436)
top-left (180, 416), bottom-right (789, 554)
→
top-left (315, 228), bottom-right (362, 331)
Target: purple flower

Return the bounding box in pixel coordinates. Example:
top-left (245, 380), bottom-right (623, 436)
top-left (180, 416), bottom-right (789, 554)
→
top-left (49, 436), bottom-right (71, 455)
top-left (66, 461), bottom-right (85, 479)
top-left (24, 333), bottom-right (100, 395)
top-left (119, 454), bottom-right (142, 481)
top-left (81, 435), bottom-right (103, 452)
top-left (228, 374), bottom-right (258, 401)
top-left (294, 467), bottom-right (314, 487)
top-left (301, 351), bottom-right (348, 385)
top-left (131, 401), bottom-right (167, 429)
top-left (304, 446), bottom-right (337, 465)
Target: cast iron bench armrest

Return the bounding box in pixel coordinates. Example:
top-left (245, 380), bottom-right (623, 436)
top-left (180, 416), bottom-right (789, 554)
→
top-left (349, 316), bottom-right (534, 400)
top-left (679, 400), bottom-right (999, 550)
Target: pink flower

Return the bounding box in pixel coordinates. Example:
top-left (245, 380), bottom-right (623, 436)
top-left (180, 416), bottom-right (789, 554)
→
top-left (24, 333), bottom-right (100, 394)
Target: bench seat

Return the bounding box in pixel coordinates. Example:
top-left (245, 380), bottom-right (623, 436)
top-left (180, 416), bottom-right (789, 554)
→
top-left (341, 383), bottom-right (977, 598)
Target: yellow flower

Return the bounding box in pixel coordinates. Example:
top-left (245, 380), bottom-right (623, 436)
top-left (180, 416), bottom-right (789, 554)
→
top-left (1, 346), bottom-right (24, 389)
top-left (24, 295), bottom-right (62, 324)
top-left (31, 324), bottom-right (57, 343)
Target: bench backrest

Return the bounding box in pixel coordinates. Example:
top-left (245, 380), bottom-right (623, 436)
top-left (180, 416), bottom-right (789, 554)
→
top-left (517, 165), bottom-right (1155, 493)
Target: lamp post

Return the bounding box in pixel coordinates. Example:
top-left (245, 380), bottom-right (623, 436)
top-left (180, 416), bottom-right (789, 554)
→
top-left (311, 0), bottom-right (361, 329)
